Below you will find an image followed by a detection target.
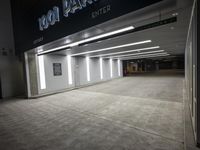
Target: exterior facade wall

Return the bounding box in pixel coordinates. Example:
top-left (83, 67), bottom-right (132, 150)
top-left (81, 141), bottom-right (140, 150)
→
top-left (0, 56), bottom-right (25, 98)
top-left (0, 0), bottom-right (25, 99)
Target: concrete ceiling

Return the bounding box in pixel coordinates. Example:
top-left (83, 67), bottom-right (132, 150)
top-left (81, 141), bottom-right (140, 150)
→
top-left (35, 0), bottom-right (193, 60)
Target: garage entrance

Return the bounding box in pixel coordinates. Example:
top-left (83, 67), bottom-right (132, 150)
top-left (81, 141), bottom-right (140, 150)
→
top-left (10, 0), bottom-right (198, 149)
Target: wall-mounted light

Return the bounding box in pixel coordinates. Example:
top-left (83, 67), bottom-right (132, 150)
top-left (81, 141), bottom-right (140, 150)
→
top-left (38, 55), bottom-right (46, 90)
top-left (86, 56), bottom-right (91, 82)
top-left (110, 58), bottom-right (113, 78)
top-left (67, 55), bottom-right (73, 85)
top-left (100, 58), bottom-right (103, 80)
top-left (118, 59), bottom-right (121, 76)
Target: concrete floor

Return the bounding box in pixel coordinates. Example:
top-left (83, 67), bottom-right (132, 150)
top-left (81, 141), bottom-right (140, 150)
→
top-left (0, 74), bottom-right (184, 150)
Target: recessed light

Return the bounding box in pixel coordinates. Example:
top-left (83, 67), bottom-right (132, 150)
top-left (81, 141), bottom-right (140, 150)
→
top-left (172, 13), bottom-right (179, 16)
top-left (83, 33), bottom-right (90, 38)
top-left (65, 39), bottom-right (71, 44)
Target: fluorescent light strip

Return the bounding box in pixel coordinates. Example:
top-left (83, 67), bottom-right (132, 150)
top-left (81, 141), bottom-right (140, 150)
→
top-left (112, 50), bottom-right (165, 58)
top-left (38, 56), bottom-right (46, 90)
top-left (121, 53), bottom-right (170, 60)
top-left (86, 57), bottom-right (91, 82)
top-left (110, 58), bottom-right (113, 78)
top-left (90, 46), bottom-right (160, 58)
top-left (118, 59), bottom-right (121, 76)
top-left (69, 26), bottom-right (135, 47)
top-left (122, 54), bottom-right (170, 60)
top-left (67, 55), bottom-right (73, 85)
top-left (71, 40), bottom-right (152, 56)
top-left (37, 26), bottom-right (134, 55)
top-left (100, 58), bottom-right (103, 80)
top-left (37, 47), bottom-right (70, 55)
top-left (123, 52), bottom-right (169, 58)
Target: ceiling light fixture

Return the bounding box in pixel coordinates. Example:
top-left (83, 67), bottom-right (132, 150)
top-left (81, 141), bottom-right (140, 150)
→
top-left (65, 39), bottom-right (72, 44)
top-left (71, 40), bottom-right (152, 56)
top-left (37, 46), bottom-right (71, 55)
top-left (121, 53), bottom-right (170, 60)
top-left (111, 50), bottom-right (165, 58)
top-left (37, 26), bottom-right (135, 55)
top-left (172, 13), bottom-right (179, 16)
top-left (70, 26), bottom-right (135, 46)
top-left (89, 45), bottom-right (159, 58)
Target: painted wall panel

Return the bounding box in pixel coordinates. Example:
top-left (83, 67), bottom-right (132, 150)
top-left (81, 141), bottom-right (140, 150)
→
top-left (77, 57), bottom-right (88, 86)
top-left (90, 58), bottom-right (101, 83)
top-left (113, 59), bottom-right (119, 78)
top-left (103, 59), bottom-right (111, 81)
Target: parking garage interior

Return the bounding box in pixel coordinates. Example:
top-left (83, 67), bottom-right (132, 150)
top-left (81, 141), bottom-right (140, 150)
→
top-left (0, 0), bottom-right (199, 150)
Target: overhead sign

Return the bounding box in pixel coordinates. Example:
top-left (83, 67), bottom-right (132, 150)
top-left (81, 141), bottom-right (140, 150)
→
top-left (38, 7), bottom-right (60, 31)
top-left (38, 0), bottom-right (99, 31)
top-left (63, 0), bottom-right (99, 17)
top-left (10, 0), bottom-right (162, 54)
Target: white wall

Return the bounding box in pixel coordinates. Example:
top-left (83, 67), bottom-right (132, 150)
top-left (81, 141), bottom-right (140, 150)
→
top-left (75, 57), bottom-right (122, 87)
top-left (38, 54), bottom-right (75, 94)
top-left (102, 59), bottom-right (111, 81)
top-left (113, 59), bottom-right (119, 78)
top-left (35, 55), bottom-right (123, 96)
top-left (90, 58), bottom-right (101, 83)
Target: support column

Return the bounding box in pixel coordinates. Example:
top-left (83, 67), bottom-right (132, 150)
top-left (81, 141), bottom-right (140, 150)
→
top-left (197, 0), bottom-right (200, 146)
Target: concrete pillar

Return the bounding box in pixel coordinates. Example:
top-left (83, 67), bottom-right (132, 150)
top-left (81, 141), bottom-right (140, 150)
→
top-left (197, 0), bottom-right (200, 146)
top-left (25, 52), bottom-right (39, 97)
